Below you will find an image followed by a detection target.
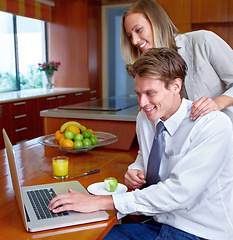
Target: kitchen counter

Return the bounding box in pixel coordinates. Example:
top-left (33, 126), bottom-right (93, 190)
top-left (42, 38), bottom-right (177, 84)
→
top-left (0, 87), bottom-right (89, 103)
top-left (40, 104), bottom-right (139, 151)
top-left (40, 104), bottom-right (139, 122)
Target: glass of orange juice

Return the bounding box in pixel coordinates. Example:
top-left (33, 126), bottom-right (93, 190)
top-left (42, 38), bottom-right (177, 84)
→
top-left (52, 156), bottom-right (69, 180)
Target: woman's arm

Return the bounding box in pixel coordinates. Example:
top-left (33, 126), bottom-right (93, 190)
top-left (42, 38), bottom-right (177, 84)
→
top-left (189, 31), bottom-right (233, 120)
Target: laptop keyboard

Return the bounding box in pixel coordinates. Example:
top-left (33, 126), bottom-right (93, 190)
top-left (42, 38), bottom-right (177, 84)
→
top-left (26, 188), bottom-right (69, 220)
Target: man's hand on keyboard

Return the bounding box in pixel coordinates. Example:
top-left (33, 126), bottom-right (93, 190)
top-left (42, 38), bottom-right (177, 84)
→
top-left (48, 188), bottom-right (115, 213)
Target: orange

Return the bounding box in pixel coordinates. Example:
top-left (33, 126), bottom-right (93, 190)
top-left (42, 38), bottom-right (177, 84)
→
top-left (59, 136), bottom-right (65, 146)
top-left (62, 139), bottom-right (74, 149)
top-left (88, 129), bottom-right (94, 135)
top-left (55, 130), bottom-right (64, 141)
top-left (65, 125), bottom-right (80, 134)
top-left (81, 125), bottom-right (87, 131)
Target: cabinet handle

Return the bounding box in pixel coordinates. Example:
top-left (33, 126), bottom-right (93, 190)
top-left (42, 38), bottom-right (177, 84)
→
top-left (90, 97), bottom-right (97, 101)
top-left (15, 127), bottom-right (27, 132)
top-left (57, 95), bottom-right (66, 99)
top-left (14, 114), bottom-right (27, 119)
top-left (75, 93), bottom-right (83, 96)
top-left (90, 90), bottom-right (97, 94)
top-left (46, 97), bottom-right (56, 101)
top-left (14, 101), bottom-right (26, 106)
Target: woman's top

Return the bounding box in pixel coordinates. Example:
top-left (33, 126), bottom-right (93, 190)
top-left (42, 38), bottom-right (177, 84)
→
top-left (176, 30), bottom-right (233, 122)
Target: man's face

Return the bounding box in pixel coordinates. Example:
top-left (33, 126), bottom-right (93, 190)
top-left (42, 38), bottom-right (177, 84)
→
top-left (135, 74), bottom-right (181, 122)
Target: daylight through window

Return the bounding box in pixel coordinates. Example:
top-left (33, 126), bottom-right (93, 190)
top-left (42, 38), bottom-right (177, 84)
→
top-left (0, 11), bottom-right (46, 92)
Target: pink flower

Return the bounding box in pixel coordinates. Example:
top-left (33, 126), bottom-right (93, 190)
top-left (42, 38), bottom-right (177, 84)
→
top-left (38, 60), bottom-right (60, 73)
top-left (54, 62), bottom-right (61, 67)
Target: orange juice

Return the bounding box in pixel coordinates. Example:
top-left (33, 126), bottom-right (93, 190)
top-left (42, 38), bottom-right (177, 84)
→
top-left (52, 156), bottom-right (69, 179)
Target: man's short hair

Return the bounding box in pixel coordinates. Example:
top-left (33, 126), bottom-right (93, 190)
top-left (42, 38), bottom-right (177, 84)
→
top-left (126, 47), bottom-right (187, 90)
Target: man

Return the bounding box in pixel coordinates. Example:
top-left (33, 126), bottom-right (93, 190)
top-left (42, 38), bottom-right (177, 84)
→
top-left (48, 48), bottom-right (233, 240)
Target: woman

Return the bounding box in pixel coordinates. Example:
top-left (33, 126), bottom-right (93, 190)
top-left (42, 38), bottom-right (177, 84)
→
top-left (121, 0), bottom-right (233, 122)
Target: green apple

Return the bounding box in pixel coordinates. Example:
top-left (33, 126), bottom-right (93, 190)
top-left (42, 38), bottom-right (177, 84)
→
top-left (74, 133), bottom-right (84, 141)
top-left (64, 130), bottom-right (74, 140)
top-left (83, 138), bottom-right (92, 147)
top-left (104, 177), bottom-right (118, 192)
top-left (74, 139), bottom-right (83, 148)
top-left (90, 135), bottom-right (99, 145)
top-left (82, 129), bottom-right (92, 139)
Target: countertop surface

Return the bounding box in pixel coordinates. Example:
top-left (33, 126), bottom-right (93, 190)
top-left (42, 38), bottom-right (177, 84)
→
top-left (40, 104), bottom-right (139, 122)
top-left (0, 87), bottom-right (89, 103)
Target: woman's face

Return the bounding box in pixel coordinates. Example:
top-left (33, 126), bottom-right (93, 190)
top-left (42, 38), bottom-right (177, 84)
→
top-left (124, 12), bottom-right (154, 52)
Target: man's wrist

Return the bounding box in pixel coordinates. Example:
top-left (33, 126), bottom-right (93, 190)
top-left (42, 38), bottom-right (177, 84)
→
top-left (96, 195), bottom-right (116, 211)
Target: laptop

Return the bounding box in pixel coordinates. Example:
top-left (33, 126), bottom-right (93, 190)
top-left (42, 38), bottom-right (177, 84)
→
top-left (2, 129), bottom-right (109, 232)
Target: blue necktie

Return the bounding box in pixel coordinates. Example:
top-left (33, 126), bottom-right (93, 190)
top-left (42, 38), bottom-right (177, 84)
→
top-left (146, 121), bottom-right (166, 186)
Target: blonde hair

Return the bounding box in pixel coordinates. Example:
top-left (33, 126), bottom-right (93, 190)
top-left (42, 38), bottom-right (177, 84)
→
top-left (121, 0), bottom-right (180, 64)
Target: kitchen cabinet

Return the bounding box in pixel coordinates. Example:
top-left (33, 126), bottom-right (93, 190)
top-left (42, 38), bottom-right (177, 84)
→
top-left (89, 90), bottom-right (98, 101)
top-left (37, 91), bottom-right (90, 138)
top-left (68, 91), bottom-right (90, 104)
top-left (161, 0), bottom-right (191, 33)
top-left (5, 99), bottom-right (38, 146)
top-left (191, 0), bottom-right (229, 23)
top-left (191, 0), bottom-right (233, 48)
top-left (0, 104), bottom-right (9, 149)
top-left (0, 90), bottom-right (90, 148)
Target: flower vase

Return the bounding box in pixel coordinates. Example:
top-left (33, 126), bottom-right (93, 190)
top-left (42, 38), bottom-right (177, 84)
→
top-left (45, 72), bottom-right (54, 89)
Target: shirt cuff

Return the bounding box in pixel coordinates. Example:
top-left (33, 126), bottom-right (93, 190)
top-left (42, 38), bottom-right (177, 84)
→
top-left (112, 191), bottom-right (137, 215)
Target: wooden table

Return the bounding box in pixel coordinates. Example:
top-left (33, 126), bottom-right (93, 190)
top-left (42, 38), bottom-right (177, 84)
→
top-left (0, 137), bottom-right (138, 240)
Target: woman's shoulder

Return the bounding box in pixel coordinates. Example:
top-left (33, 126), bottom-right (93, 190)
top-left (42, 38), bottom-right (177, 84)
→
top-left (182, 30), bottom-right (220, 42)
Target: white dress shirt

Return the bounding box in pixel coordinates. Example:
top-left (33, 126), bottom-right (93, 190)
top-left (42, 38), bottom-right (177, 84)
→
top-left (176, 30), bottom-right (233, 122)
top-left (113, 99), bottom-right (233, 240)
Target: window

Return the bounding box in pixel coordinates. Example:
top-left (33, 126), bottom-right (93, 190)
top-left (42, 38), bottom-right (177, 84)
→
top-left (0, 11), bottom-right (46, 92)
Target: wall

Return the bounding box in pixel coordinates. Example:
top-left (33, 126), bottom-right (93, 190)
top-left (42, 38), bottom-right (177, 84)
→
top-left (48, 0), bottom-right (233, 98)
top-left (48, 0), bottom-right (89, 88)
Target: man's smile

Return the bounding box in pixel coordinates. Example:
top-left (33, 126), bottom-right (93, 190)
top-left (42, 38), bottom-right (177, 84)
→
top-left (144, 106), bottom-right (155, 112)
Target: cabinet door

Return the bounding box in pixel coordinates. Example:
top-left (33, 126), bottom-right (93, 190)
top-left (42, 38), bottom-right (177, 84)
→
top-left (89, 90), bottom-right (98, 101)
top-left (0, 105), bottom-right (5, 149)
top-left (39, 96), bottom-right (58, 111)
top-left (162, 0), bottom-right (191, 33)
top-left (56, 94), bottom-right (69, 106)
top-left (69, 91), bottom-right (90, 104)
top-left (191, 0), bottom-right (229, 23)
top-left (5, 99), bottom-right (38, 145)
top-left (10, 101), bottom-right (28, 144)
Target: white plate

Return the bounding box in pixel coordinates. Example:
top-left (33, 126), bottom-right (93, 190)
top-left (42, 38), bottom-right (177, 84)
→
top-left (87, 182), bottom-right (127, 195)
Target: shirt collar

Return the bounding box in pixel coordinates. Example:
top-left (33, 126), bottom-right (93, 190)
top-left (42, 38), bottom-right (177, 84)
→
top-left (163, 99), bottom-right (191, 136)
